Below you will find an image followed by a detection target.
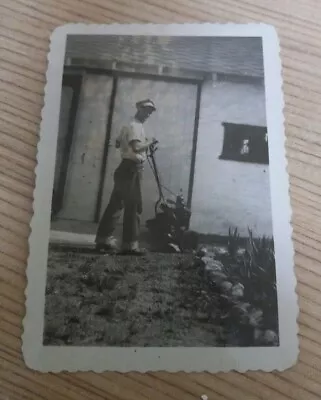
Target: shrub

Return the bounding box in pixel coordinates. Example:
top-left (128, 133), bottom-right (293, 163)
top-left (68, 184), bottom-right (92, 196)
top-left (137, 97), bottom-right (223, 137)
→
top-left (215, 227), bottom-right (278, 343)
top-left (227, 227), bottom-right (240, 259)
top-left (242, 229), bottom-right (278, 330)
top-left (225, 229), bottom-right (276, 296)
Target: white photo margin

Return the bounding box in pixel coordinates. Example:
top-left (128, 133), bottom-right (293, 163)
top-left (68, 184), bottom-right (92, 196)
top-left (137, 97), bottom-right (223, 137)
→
top-left (22, 23), bottom-right (298, 372)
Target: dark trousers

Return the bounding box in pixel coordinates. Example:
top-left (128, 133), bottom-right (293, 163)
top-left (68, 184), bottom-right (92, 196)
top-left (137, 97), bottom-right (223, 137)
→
top-left (96, 159), bottom-right (143, 246)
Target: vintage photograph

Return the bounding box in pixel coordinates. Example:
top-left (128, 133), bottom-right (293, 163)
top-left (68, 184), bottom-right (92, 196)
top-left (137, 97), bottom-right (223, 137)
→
top-left (45, 31), bottom-right (279, 348)
top-left (23, 24), bottom-right (297, 372)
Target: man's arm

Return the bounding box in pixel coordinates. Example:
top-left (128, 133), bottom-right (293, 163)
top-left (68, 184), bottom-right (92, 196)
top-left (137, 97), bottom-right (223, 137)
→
top-left (130, 138), bottom-right (156, 154)
top-left (127, 124), bottom-right (156, 153)
top-left (116, 127), bottom-right (126, 149)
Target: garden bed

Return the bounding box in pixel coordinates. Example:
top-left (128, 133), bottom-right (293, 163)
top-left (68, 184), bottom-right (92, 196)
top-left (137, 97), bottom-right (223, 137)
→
top-left (194, 229), bottom-right (279, 346)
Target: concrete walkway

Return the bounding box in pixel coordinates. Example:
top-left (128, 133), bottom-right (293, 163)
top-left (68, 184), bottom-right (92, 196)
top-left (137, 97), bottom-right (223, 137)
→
top-left (49, 226), bottom-right (151, 249)
top-left (50, 230), bottom-right (95, 246)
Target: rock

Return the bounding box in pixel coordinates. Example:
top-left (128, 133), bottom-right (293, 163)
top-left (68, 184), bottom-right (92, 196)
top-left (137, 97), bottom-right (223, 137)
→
top-left (233, 302), bottom-right (251, 314)
top-left (219, 294), bottom-right (231, 303)
top-left (212, 260), bottom-right (224, 271)
top-left (201, 395), bottom-right (208, 400)
top-left (263, 330), bottom-right (278, 345)
top-left (201, 256), bottom-right (213, 265)
top-left (168, 243), bottom-right (181, 252)
top-left (202, 257), bottom-right (224, 272)
top-left (196, 247), bottom-right (207, 257)
top-left (248, 308), bottom-right (263, 327)
top-left (220, 281), bottom-right (233, 292)
top-left (207, 270), bottom-right (227, 284)
top-left (213, 246), bottom-right (228, 256)
top-left (231, 283), bottom-right (244, 298)
top-left (231, 302), bottom-right (252, 324)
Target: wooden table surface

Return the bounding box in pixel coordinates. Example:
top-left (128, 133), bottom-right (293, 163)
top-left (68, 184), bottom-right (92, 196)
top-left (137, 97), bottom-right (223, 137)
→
top-left (1, 0), bottom-right (321, 399)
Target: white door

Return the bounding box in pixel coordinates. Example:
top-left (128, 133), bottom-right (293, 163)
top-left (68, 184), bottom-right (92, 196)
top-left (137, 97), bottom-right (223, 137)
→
top-left (100, 77), bottom-right (198, 223)
top-left (53, 86), bottom-right (74, 195)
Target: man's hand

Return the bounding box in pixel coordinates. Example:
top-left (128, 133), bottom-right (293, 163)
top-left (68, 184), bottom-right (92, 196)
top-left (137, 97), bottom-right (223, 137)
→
top-left (148, 137), bottom-right (158, 147)
top-left (131, 137), bottom-right (157, 154)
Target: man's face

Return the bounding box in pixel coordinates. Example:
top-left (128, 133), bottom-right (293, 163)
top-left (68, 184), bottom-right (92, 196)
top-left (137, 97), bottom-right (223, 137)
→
top-left (137, 106), bottom-right (154, 122)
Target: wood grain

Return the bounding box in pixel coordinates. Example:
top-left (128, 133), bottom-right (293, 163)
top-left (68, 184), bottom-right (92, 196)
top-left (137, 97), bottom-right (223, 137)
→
top-left (0, 0), bottom-right (320, 398)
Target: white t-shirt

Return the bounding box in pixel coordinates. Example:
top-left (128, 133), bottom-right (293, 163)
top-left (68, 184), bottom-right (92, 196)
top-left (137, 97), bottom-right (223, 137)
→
top-left (117, 120), bottom-right (148, 163)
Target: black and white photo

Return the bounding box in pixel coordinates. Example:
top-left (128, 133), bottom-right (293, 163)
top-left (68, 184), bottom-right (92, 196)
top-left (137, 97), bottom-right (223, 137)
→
top-left (23, 23), bottom-right (298, 372)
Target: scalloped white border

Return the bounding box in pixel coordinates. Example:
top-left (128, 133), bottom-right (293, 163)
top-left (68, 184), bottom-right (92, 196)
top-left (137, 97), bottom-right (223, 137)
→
top-left (22, 23), bottom-right (298, 372)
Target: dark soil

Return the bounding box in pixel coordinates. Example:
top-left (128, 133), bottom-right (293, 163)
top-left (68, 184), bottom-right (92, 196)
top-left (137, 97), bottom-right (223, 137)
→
top-left (43, 249), bottom-right (222, 346)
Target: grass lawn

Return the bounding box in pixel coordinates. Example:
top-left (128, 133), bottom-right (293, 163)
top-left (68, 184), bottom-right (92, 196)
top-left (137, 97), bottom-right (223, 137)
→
top-left (44, 249), bottom-right (222, 346)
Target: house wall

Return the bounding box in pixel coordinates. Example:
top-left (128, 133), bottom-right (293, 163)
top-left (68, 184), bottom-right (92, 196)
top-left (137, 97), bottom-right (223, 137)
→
top-left (189, 79), bottom-right (273, 237)
top-left (55, 71), bottom-right (273, 238)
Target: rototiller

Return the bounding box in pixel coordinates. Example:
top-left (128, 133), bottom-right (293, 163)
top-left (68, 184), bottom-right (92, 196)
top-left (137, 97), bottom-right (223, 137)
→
top-left (145, 141), bottom-right (197, 253)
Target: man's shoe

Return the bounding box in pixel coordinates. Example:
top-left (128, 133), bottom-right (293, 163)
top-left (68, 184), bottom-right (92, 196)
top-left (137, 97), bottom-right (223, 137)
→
top-left (118, 248), bottom-right (146, 256)
top-left (95, 236), bottom-right (118, 253)
top-left (95, 244), bottom-right (118, 254)
top-left (119, 241), bottom-right (146, 256)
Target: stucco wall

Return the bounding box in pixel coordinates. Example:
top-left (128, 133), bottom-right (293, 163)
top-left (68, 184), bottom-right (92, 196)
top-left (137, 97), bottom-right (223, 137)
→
top-left (190, 80), bottom-right (273, 237)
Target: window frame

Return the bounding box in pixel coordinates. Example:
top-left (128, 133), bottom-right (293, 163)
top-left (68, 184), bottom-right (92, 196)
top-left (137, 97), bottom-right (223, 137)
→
top-left (219, 122), bottom-right (269, 165)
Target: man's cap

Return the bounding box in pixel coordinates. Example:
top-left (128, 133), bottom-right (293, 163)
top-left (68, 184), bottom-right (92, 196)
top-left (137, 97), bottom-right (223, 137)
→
top-left (136, 99), bottom-right (156, 111)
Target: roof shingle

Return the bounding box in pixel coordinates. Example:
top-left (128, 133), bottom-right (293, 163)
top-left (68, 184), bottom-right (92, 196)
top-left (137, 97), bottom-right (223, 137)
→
top-left (66, 35), bottom-right (264, 78)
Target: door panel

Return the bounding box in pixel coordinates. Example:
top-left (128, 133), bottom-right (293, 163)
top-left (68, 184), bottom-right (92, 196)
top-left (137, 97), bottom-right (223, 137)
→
top-left (58, 74), bottom-right (114, 221)
top-left (100, 78), bottom-right (198, 223)
top-left (53, 86), bottom-right (73, 195)
top-left (52, 75), bottom-right (82, 218)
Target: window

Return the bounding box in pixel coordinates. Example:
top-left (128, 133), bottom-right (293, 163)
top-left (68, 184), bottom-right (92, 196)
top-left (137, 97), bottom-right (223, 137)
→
top-left (219, 122), bottom-right (269, 165)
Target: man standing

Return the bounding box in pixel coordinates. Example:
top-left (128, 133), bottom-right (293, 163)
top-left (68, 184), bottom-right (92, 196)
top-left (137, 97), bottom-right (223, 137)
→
top-left (95, 99), bottom-right (157, 255)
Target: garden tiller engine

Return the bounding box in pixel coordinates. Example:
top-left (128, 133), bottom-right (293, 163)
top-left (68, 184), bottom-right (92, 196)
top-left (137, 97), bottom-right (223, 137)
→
top-left (145, 141), bottom-right (195, 253)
